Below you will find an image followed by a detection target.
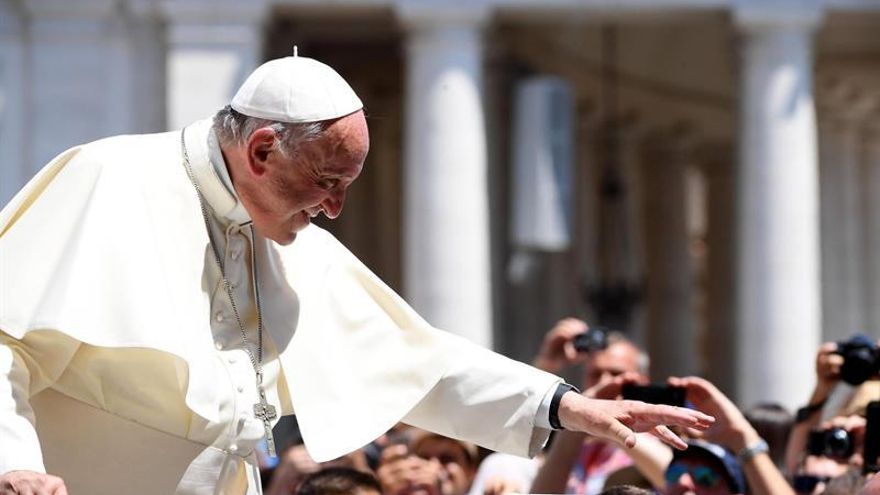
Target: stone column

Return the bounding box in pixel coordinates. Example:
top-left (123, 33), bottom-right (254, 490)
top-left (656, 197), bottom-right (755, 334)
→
top-left (734, 5), bottom-right (823, 409)
top-left (397, 5), bottom-right (493, 347)
top-left (163, 1), bottom-right (268, 130)
top-left (817, 95), bottom-right (873, 342)
top-left (700, 143), bottom-right (738, 395)
top-left (863, 122), bottom-right (880, 340)
top-left (24, 0), bottom-right (127, 174)
top-left (0, 0), bottom-right (26, 206)
top-left (639, 129), bottom-right (699, 379)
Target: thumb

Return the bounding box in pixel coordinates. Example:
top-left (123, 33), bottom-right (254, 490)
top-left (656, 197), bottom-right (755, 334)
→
top-left (604, 418), bottom-right (638, 449)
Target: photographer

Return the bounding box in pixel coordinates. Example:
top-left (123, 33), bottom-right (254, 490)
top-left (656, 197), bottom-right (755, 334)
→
top-left (665, 377), bottom-right (794, 495)
top-left (530, 319), bottom-right (672, 494)
top-left (784, 337), bottom-right (880, 476)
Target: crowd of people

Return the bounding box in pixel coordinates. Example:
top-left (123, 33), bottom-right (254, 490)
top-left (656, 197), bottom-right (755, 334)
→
top-left (259, 318), bottom-right (880, 495)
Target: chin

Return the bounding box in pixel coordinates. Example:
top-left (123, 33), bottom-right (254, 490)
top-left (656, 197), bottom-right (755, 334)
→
top-left (274, 232), bottom-right (298, 245)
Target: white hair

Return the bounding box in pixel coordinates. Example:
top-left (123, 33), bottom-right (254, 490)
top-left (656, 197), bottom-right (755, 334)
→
top-left (212, 105), bottom-right (326, 158)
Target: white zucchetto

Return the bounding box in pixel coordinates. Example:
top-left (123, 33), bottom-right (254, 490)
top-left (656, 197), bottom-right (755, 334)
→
top-left (231, 56), bottom-right (363, 124)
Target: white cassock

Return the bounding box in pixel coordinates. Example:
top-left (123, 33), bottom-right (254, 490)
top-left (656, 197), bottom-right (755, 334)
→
top-left (0, 119), bottom-right (561, 494)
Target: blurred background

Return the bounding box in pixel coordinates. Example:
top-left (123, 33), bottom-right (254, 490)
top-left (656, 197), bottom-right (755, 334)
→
top-left (0, 0), bottom-right (878, 411)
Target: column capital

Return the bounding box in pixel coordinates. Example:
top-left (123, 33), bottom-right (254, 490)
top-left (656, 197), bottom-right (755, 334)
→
top-left (734, 0), bottom-right (824, 32)
top-left (818, 83), bottom-right (880, 129)
top-left (395, 2), bottom-right (491, 32)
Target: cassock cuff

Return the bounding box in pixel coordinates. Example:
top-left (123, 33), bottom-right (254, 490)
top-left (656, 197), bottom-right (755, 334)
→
top-left (534, 382), bottom-right (557, 430)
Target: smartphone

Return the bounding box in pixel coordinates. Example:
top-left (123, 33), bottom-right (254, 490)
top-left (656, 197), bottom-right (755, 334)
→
top-left (621, 383), bottom-right (686, 407)
top-left (864, 401), bottom-right (880, 475)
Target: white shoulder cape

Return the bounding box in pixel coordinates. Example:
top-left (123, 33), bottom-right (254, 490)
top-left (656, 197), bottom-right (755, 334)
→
top-left (0, 122), bottom-right (456, 462)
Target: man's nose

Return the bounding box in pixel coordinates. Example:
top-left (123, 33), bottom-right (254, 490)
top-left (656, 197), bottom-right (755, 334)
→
top-left (320, 187), bottom-right (347, 219)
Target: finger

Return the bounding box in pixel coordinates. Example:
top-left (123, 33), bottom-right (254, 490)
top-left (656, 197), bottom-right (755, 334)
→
top-left (650, 403), bottom-right (715, 430)
top-left (606, 418), bottom-right (638, 449)
top-left (651, 425), bottom-right (688, 450)
top-left (563, 341), bottom-right (578, 361)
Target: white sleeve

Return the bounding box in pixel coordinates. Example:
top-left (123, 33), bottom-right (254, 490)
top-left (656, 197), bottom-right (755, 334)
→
top-left (0, 331), bottom-right (79, 474)
top-left (402, 331), bottom-right (562, 458)
top-left (535, 384), bottom-right (557, 430)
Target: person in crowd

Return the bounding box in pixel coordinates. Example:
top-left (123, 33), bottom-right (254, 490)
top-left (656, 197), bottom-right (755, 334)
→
top-left (267, 442), bottom-right (371, 495)
top-left (0, 53), bottom-right (713, 494)
top-left (663, 440), bottom-right (746, 495)
top-left (666, 376), bottom-right (794, 495)
top-left (295, 467), bottom-right (382, 495)
top-left (785, 339), bottom-right (880, 476)
top-left (743, 403), bottom-right (792, 471)
top-left (376, 430), bottom-right (478, 495)
top-left (530, 319), bottom-right (672, 494)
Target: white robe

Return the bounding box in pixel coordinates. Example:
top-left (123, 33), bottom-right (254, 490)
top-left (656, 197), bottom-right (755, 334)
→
top-left (0, 120), bottom-right (559, 494)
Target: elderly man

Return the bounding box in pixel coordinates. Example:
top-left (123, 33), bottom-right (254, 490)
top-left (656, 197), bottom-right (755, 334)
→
top-left (0, 56), bottom-right (711, 495)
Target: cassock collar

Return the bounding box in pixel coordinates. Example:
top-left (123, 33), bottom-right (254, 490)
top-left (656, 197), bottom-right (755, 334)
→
top-left (184, 119), bottom-right (253, 228)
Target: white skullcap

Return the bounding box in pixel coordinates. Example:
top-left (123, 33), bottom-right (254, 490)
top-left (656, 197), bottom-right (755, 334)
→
top-left (231, 56), bottom-right (363, 123)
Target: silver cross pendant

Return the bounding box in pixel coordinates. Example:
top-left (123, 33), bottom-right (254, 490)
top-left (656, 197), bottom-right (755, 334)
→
top-left (254, 388), bottom-right (278, 457)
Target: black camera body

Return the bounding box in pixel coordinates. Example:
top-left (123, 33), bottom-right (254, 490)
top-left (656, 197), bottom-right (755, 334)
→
top-left (864, 401), bottom-right (880, 475)
top-left (621, 383), bottom-right (686, 407)
top-left (573, 327), bottom-right (610, 353)
top-left (835, 334), bottom-right (880, 386)
top-left (807, 427), bottom-right (855, 460)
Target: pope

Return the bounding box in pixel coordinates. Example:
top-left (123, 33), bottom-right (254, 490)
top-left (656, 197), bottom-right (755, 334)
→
top-left (0, 55), bottom-right (712, 495)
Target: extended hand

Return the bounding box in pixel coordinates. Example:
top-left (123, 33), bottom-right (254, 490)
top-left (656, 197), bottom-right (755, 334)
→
top-left (0, 471), bottom-right (67, 495)
top-left (557, 392), bottom-right (714, 451)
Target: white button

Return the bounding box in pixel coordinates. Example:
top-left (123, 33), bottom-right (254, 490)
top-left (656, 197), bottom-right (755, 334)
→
top-left (229, 444), bottom-right (238, 453)
top-left (237, 385), bottom-right (244, 393)
top-left (214, 312), bottom-right (225, 323)
top-left (214, 341), bottom-right (223, 350)
top-left (228, 356), bottom-right (237, 364)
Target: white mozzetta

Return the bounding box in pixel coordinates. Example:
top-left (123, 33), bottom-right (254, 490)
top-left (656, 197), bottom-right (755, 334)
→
top-left (398, 5), bottom-right (494, 348)
top-left (734, 8), bottom-right (822, 409)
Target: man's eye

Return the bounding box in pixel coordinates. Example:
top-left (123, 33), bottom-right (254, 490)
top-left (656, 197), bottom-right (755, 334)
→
top-left (320, 178), bottom-right (339, 190)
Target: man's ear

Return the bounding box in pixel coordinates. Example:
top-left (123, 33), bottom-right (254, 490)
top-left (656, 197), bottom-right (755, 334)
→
top-left (245, 127), bottom-right (279, 177)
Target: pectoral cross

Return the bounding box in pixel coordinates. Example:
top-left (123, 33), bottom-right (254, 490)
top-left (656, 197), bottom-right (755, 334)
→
top-left (254, 384), bottom-right (277, 457)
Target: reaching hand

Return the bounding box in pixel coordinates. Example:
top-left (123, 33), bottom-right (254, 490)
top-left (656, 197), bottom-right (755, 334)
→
top-left (557, 391), bottom-right (714, 451)
top-left (667, 376), bottom-right (758, 452)
top-left (533, 318), bottom-right (588, 373)
top-left (0, 471), bottom-right (68, 495)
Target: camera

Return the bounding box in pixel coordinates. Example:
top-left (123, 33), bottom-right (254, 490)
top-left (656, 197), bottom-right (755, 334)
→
top-left (621, 383), bottom-right (686, 407)
top-left (864, 401), bottom-right (880, 475)
top-left (807, 427), bottom-right (855, 460)
top-left (573, 327), bottom-right (610, 353)
top-left (834, 334), bottom-right (880, 386)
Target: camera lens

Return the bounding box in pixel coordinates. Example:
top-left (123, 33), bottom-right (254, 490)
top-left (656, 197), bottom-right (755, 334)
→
top-left (825, 428), bottom-right (854, 459)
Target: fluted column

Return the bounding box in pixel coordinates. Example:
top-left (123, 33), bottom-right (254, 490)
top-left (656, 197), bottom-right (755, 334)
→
top-left (398, 5), bottom-right (493, 347)
top-left (0, 0), bottom-right (25, 206)
top-left (163, 1), bottom-right (268, 130)
top-left (640, 130), bottom-right (699, 379)
top-left (701, 143), bottom-right (738, 395)
top-left (864, 122), bottom-right (880, 339)
top-left (817, 94), bottom-right (874, 342)
top-left (734, 4), bottom-right (823, 408)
